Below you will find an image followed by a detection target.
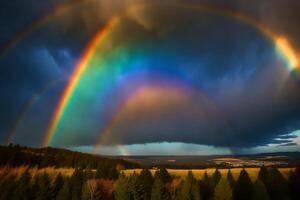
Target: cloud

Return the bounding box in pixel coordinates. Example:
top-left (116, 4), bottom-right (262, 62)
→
top-left (0, 0), bottom-right (300, 153)
top-left (278, 142), bottom-right (298, 147)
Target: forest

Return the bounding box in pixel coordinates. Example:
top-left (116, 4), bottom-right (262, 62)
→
top-left (1, 145), bottom-right (300, 200)
top-left (0, 165), bottom-right (300, 200)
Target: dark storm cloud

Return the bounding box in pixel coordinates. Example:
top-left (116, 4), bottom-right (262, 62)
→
top-left (259, 0), bottom-right (300, 50)
top-left (277, 134), bottom-right (298, 140)
top-left (0, 0), bottom-right (300, 150)
top-left (0, 0), bottom-right (96, 144)
top-left (278, 142), bottom-right (298, 147)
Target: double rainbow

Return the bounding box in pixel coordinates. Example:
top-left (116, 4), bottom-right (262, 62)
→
top-left (42, 3), bottom-right (299, 147)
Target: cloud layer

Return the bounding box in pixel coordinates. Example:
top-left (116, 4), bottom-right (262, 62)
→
top-left (0, 0), bottom-right (300, 153)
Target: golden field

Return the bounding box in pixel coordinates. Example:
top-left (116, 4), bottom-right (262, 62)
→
top-left (0, 166), bottom-right (74, 180)
top-left (0, 166), bottom-right (294, 182)
top-left (122, 168), bottom-right (294, 182)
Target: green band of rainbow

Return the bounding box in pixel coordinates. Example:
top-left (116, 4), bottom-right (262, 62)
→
top-left (42, 15), bottom-right (121, 146)
top-left (43, 3), bottom-right (299, 147)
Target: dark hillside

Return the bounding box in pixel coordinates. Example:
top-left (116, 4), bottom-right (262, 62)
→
top-left (0, 144), bottom-right (140, 169)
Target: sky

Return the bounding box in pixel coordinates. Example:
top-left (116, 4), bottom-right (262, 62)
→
top-left (0, 0), bottom-right (300, 155)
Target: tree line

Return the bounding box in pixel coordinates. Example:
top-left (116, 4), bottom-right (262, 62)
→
top-left (0, 144), bottom-right (139, 169)
top-left (1, 166), bottom-right (300, 200)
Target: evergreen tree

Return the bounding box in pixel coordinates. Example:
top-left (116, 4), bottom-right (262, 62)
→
top-left (191, 180), bottom-right (201, 200)
top-left (258, 166), bottom-right (269, 185)
top-left (233, 169), bottom-right (253, 200)
top-left (129, 173), bottom-right (144, 200)
top-left (108, 167), bottom-right (119, 180)
top-left (95, 165), bottom-right (111, 179)
top-left (214, 178), bottom-right (232, 200)
top-left (151, 177), bottom-right (170, 200)
top-left (114, 174), bottom-right (131, 200)
top-left (227, 170), bottom-right (235, 188)
top-left (137, 169), bottom-right (153, 200)
top-left (85, 168), bottom-right (94, 180)
top-left (52, 173), bottom-right (64, 199)
top-left (30, 174), bottom-right (40, 199)
top-left (199, 171), bottom-right (211, 200)
top-left (14, 170), bottom-right (32, 200)
top-left (208, 168), bottom-right (222, 199)
top-left (252, 179), bottom-right (269, 200)
top-left (267, 167), bottom-right (289, 200)
top-left (154, 168), bottom-right (172, 184)
top-left (70, 168), bottom-right (84, 200)
top-left (82, 181), bottom-right (91, 200)
top-left (95, 167), bottom-right (103, 179)
top-left (35, 172), bottom-right (52, 200)
top-left (289, 167), bottom-right (300, 200)
top-left (177, 171), bottom-right (200, 200)
top-left (57, 179), bottom-right (71, 200)
top-left (210, 169), bottom-right (222, 188)
top-left (0, 175), bottom-right (16, 200)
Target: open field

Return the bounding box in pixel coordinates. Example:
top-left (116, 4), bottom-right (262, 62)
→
top-left (0, 166), bottom-right (74, 180)
top-left (123, 167), bottom-right (294, 182)
top-left (0, 166), bottom-right (294, 182)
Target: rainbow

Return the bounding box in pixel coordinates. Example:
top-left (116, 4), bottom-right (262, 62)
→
top-left (43, 3), bottom-right (299, 147)
top-left (93, 84), bottom-right (232, 154)
top-left (42, 16), bottom-right (120, 146)
top-left (6, 78), bottom-right (63, 145)
top-left (96, 85), bottom-right (200, 145)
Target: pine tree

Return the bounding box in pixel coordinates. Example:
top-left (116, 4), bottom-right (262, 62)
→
top-left (85, 168), bottom-right (94, 180)
top-left (214, 178), bottom-right (232, 200)
top-left (289, 167), bottom-right (300, 200)
top-left (82, 181), bottom-right (91, 200)
top-left (70, 168), bottom-right (84, 200)
top-left (57, 179), bottom-right (71, 200)
top-left (0, 175), bottom-right (16, 200)
top-left (95, 165), bottom-right (109, 179)
top-left (227, 170), bottom-right (235, 188)
top-left (178, 171), bottom-right (200, 200)
top-left (30, 174), bottom-right (40, 199)
top-left (95, 167), bottom-right (103, 179)
top-left (151, 177), bottom-right (170, 200)
top-left (108, 167), bottom-right (119, 180)
top-left (211, 169), bottom-right (222, 187)
top-left (258, 166), bottom-right (269, 185)
top-left (114, 174), bottom-right (131, 200)
top-left (252, 179), bottom-right (269, 200)
top-left (267, 167), bottom-right (289, 200)
top-left (52, 173), bottom-right (64, 199)
top-left (137, 169), bottom-right (153, 200)
top-left (199, 171), bottom-right (211, 200)
top-left (191, 180), bottom-right (201, 200)
top-left (35, 172), bottom-right (52, 200)
top-left (14, 170), bottom-right (32, 200)
top-left (154, 168), bottom-right (172, 184)
top-left (129, 173), bottom-right (144, 200)
top-left (233, 169), bottom-right (253, 200)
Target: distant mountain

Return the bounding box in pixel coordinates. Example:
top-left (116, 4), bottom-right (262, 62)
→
top-left (0, 144), bottom-right (140, 169)
top-left (252, 151), bottom-right (300, 158)
top-left (110, 152), bottom-right (300, 168)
